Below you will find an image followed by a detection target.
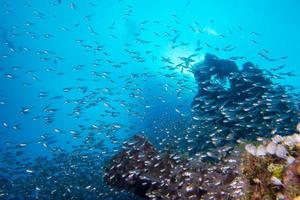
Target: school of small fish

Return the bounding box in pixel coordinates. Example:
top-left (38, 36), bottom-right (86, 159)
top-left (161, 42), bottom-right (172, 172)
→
top-left (0, 1), bottom-right (299, 199)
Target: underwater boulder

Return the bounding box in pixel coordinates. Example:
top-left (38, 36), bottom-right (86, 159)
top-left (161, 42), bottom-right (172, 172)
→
top-left (104, 134), bottom-right (244, 199)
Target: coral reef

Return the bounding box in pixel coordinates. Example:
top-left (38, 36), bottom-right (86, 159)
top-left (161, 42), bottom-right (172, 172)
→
top-left (105, 123), bottom-right (300, 200)
top-left (104, 54), bottom-right (300, 199)
top-left (242, 124), bottom-right (300, 199)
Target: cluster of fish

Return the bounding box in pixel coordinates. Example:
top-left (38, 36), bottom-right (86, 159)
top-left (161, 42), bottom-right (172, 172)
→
top-left (104, 135), bottom-right (244, 200)
top-left (0, 1), bottom-right (299, 199)
top-left (0, 137), bottom-right (140, 200)
top-left (186, 54), bottom-right (300, 154)
top-left (103, 124), bottom-right (300, 200)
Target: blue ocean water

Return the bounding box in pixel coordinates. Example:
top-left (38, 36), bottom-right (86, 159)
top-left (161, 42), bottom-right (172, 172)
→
top-left (0, 0), bottom-right (299, 199)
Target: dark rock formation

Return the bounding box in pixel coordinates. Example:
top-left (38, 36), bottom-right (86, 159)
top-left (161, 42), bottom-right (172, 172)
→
top-left (190, 54), bottom-right (300, 152)
top-left (104, 135), bottom-right (243, 200)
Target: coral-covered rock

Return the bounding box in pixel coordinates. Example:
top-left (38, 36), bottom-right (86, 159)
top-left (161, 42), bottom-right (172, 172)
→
top-left (283, 156), bottom-right (300, 199)
top-left (241, 132), bottom-right (300, 199)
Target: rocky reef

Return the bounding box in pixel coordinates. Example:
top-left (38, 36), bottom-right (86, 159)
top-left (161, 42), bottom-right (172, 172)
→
top-left (242, 124), bottom-right (300, 199)
top-left (104, 54), bottom-right (300, 199)
top-left (104, 135), bottom-right (244, 200)
top-left (104, 124), bottom-right (300, 200)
